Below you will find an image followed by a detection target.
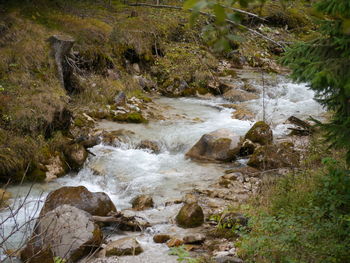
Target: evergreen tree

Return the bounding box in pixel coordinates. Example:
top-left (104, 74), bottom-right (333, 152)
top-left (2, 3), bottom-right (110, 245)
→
top-left (282, 0), bottom-right (350, 164)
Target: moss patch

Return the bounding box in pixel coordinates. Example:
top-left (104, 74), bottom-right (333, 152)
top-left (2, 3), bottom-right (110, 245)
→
top-left (112, 112), bottom-right (148, 124)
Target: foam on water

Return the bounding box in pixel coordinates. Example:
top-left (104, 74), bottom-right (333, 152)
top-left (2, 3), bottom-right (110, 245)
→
top-left (248, 81), bottom-right (324, 136)
top-left (0, 78), bottom-right (325, 261)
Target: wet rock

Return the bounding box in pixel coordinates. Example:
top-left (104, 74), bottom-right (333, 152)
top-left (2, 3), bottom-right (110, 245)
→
top-left (118, 209), bottom-right (151, 231)
top-left (183, 193), bottom-right (198, 204)
top-left (245, 121), bottom-right (273, 145)
top-left (137, 140), bottom-right (161, 154)
top-left (248, 142), bottom-right (300, 170)
top-left (223, 89), bottom-right (258, 102)
top-left (239, 139), bottom-right (257, 156)
top-left (153, 234), bottom-right (171, 243)
top-left (167, 237), bottom-right (184, 247)
top-left (132, 194), bottom-right (154, 211)
top-left (45, 155), bottom-right (67, 182)
top-left (0, 189), bottom-right (11, 209)
top-left (105, 237), bottom-right (143, 256)
top-left (114, 91), bottom-right (127, 106)
top-left (63, 143), bottom-right (88, 170)
top-left (40, 186), bottom-right (117, 217)
top-left (183, 233), bottom-right (206, 244)
top-left (77, 134), bottom-right (100, 148)
top-left (21, 205), bottom-right (102, 263)
top-left (186, 129), bottom-right (241, 162)
top-left (101, 129), bottom-right (135, 146)
top-left (232, 106), bottom-right (255, 121)
top-left (176, 202), bottom-right (204, 228)
top-left (218, 80), bottom-right (241, 94)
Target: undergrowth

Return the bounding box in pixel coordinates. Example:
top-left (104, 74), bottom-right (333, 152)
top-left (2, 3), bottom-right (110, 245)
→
top-left (237, 135), bottom-right (350, 263)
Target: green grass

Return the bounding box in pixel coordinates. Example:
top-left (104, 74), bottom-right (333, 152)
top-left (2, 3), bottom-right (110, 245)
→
top-left (237, 136), bottom-right (350, 263)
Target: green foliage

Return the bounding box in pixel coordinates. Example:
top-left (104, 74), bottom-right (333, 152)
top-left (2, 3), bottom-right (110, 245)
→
top-left (238, 158), bottom-right (350, 263)
top-left (184, 0), bottom-right (260, 51)
top-left (169, 246), bottom-right (200, 263)
top-left (281, 0), bottom-right (350, 164)
top-left (54, 256), bottom-right (66, 263)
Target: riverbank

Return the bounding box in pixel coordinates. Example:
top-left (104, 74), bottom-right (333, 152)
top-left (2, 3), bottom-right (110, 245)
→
top-left (0, 1), bottom-right (327, 262)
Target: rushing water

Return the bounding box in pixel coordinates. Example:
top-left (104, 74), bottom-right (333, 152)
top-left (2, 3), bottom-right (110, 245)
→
top-left (0, 76), bottom-right (324, 262)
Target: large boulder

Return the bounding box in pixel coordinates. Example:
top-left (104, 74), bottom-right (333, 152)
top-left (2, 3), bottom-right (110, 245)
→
top-left (176, 202), bottom-right (204, 228)
top-left (137, 140), bottom-right (161, 154)
top-left (223, 89), bottom-right (258, 102)
top-left (132, 194), bottom-right (154, 211)
top-left (247, 142), bottom-right (300, 170)
top-left (40, 186), bottom-right (117, 217)
top-left (245, 121), bottom-right (273, 145)
top-left (186, 129), bottom-right (241, 162)
top-left (21, 205), bottom-right (102, 263)
top-left (104, 237), bottom-right (143, 256)
top-left (63, 143), bottom-right (88, 170)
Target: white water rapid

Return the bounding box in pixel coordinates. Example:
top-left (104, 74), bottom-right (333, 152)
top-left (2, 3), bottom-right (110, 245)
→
top-left (0, 75), bottom-right (324, 262)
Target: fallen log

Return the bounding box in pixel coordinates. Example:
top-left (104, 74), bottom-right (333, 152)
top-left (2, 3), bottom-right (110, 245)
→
top-left (92, 211), bottom-right (151, 231)
top-left (287, 116), bottom-right (313, 131)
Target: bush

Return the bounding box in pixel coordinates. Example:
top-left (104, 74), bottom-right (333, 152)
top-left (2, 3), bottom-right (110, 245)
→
top-left (238, 158), bottom-right (350, 263)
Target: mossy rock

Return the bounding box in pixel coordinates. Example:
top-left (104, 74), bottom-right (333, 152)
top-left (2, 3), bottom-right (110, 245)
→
top-left (26, 165), bottom-right (47, 183)
top-left (245, 121), bottom-right (273, 145)
top-left (132, 194), bottom-right (154, 211)
top-left (251, 3), bottom-right (309, 30)
top-left (112, 112), bottom-right (147, 123)
top-left (63, 143), bottom-right (88, 171)
top-left (40, 186), bottom-right (117, 217)
top-left (176, 202), bottom-right (204, 228)
top-left (247, 142), bottom-right (300, 170)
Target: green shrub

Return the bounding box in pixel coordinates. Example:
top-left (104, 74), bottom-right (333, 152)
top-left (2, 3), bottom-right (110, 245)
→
top-left (238, 158), bottom-right (350, 263)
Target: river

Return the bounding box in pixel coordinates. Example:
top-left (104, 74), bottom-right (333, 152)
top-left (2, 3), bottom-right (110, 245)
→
top-left (0, 73), bottom-right (324, 262)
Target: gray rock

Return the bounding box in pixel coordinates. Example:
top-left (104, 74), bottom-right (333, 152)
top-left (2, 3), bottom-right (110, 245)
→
top-left (40, 185), bottom-right (117, 217)
top-left (21, 205), bottom-right (102, 263)
top-left (114, 91), bottom-right (127, 106)
top-left (137, 140), bottom-right (161, 154)
top-left (63, 143), bottom-right (88, 170)
top-left (183, 233), bottom-right (206, 244)
top-left (153, 234), bottom-right (171, 243)
top-left (176, 202), bottom-right (204, 228)
top-left (132, 194), bottom-right (154, 211)
top-left (105, 237), bottom-right (143, 256)
top-left (186, 129), bottom-right (241, 162)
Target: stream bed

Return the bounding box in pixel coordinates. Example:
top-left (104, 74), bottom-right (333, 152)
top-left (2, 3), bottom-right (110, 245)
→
top-left (0, 75), bottom-right (324, 262)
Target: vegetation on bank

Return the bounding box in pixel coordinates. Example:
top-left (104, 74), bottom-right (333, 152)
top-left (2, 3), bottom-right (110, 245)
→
top-left (0, 0), bottom-right (315, 183)
top-left (236, 135), bottom-right (350, 263)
